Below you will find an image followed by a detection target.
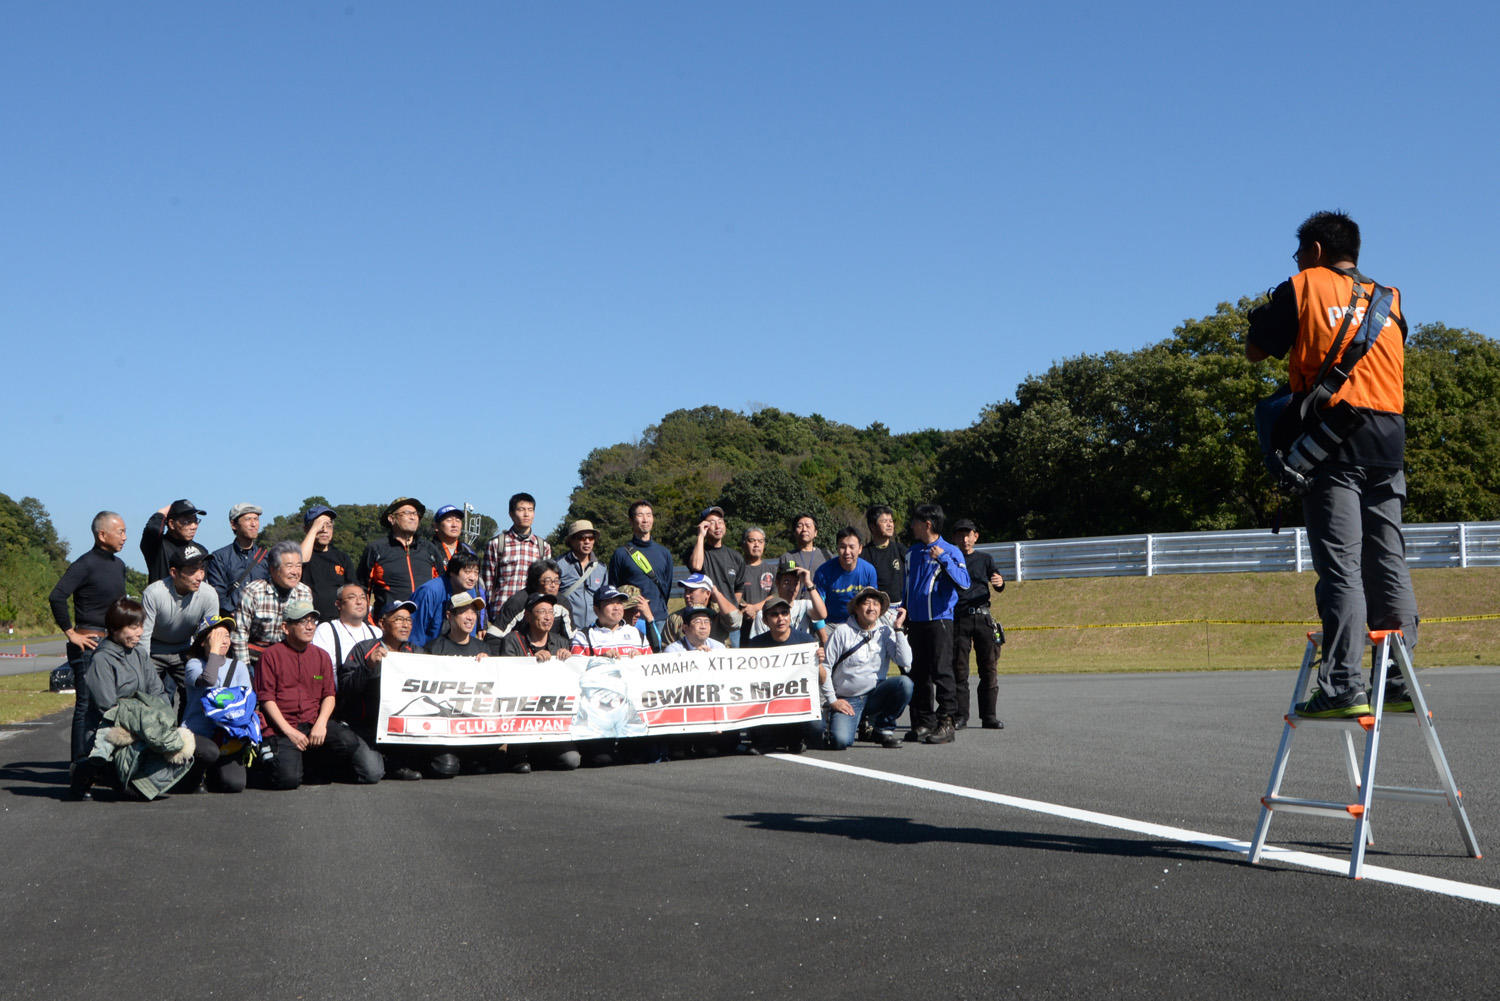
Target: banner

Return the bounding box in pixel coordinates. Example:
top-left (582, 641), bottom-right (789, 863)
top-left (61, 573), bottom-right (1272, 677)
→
top-left (376, 644), bottom-right (820, 746)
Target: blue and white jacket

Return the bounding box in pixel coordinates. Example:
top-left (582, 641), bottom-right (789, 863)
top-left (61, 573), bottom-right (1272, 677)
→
top-left (903, 538), bottom-right (971, 622)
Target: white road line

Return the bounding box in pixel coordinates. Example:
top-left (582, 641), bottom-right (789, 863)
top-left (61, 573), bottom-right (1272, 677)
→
top-left (770, 754), bottom-right (1500, 907)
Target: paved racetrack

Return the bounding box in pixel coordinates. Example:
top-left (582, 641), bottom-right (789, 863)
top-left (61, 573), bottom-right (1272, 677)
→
top-left (3, 667), bottom-right (1498, 1000)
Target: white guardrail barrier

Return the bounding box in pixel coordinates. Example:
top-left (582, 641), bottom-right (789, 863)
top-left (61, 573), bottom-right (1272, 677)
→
top-left (980, 521), bottom-right (1500, 582)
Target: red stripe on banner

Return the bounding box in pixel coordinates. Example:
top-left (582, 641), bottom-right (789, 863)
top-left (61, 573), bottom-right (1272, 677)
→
top-left (640, 697), bottom-right (815, 727)
top-left (388, 717), bottom-right (405, 733)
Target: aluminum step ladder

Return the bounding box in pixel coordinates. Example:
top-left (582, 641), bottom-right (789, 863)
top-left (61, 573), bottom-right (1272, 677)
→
top-left (1248, 629), bottom-right (1480, 879)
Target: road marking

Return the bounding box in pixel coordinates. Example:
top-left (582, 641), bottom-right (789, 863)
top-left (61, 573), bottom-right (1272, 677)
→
top-left (771, 754), bottom-right (1500, 907)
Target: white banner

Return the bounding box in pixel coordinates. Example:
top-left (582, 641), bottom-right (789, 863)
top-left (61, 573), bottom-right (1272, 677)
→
top-left (376, 645), bottom-right (820, 745)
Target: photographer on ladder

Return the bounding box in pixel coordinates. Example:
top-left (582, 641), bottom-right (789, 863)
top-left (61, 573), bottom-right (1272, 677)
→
top-left (1246, 211), bottom-right (1417, 718)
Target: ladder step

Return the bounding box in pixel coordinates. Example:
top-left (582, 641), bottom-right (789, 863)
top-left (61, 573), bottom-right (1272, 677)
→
top-left (1371, 785), bottom-right (1459, 804)
top-left (1284, 714), bottom-right (1376, 731)
top-left (1262, 796), bottom-right (1365, 819)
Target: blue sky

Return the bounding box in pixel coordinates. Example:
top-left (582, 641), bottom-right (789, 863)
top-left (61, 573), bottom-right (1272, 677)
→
top-left (4, 2), bottom-right (1495, 565)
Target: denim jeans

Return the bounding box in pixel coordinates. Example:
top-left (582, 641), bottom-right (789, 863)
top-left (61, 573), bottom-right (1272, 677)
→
top-left (67, 642), bottom-right (98, 764)
top-left (827, 675), bottom-right (915, 749)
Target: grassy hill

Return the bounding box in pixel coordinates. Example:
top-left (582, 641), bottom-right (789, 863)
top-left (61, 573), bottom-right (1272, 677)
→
top-left (989, 567), bottom-right (1500, 673)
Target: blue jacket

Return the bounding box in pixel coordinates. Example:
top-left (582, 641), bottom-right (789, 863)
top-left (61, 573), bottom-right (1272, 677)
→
top-left (608, 539), bottom-right (674, 623)
top-left (903, 538), bottom-right (971, 622)
top-left (206, 541), bottom-right (270, 614)
top-left (410, 575), bottom-right (488, 650)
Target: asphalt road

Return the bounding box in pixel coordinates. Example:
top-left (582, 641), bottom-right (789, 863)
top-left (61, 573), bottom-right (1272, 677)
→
top-left (3, 667), bottom-right (1498, 1000)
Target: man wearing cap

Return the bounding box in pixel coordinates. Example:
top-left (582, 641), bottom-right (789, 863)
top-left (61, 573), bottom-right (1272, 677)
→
top-left (685, 506), bottom-right (745, 644)
top-left (556, 520), bottom-right (608, 631)
top-left (410, 552), bottom-right (488, 650)
top-left (141, 541), bottom-right (221, 713)
top-left (431, 504), bottom-right (478, 566)
top-left (744, 593), bottom-right (829, 753)
top-left (812, 527), bottom-right (878, 626)
top-left (141, 499), bottom-right (205, 583)
top-left (204, 503), bottom-right (268, 614)
top-left (337, 598), bottom-right (455, 781)
top-left (665, 605), bottom-right (723, 653)
top-left (233, 540), bottom-right (314, 666)
top-left (51, 511), bottom-right (130, 765)
top-left (481, 492), bottom-right (552, 619)
top-left (572, 587), bottom-right (653, 658)
top-left (313, 582), bottom-right (380, 672)
top-left (660, 573), bottom-right (734, 647)
top-left (607, 500), bottom-right (674, 625)
top-left (258, 598), bottom-right (383, 790)
top-left (749, 563), bottom-right (830, 644)
top-left (951, 518), bottom-right (1006, 730)
top-left (426, 593), bottom-right (492, 657)
top-left (822, 588), bottom-right (913, 750)
top-left (299, 504), bottom-right (356, 622)
top-left (359, 497), bottom-right (444, 614)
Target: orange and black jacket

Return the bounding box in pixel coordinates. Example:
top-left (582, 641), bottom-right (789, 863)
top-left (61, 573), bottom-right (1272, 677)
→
top-left (357, 533), bottom-right (443, 612)
top-left (1248, 266), bottom-right (1408, 469)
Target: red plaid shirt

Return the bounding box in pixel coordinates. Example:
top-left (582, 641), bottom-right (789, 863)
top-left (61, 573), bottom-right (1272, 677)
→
top-left (481, 529), bottom-right (551, 617)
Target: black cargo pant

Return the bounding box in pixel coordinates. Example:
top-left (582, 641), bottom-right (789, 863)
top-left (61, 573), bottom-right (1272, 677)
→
top-left (953, 611), bottom-right (1000, 724)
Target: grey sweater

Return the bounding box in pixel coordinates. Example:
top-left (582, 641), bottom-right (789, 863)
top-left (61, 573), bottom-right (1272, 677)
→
top-left (141, 578), bottom-right (219, 657)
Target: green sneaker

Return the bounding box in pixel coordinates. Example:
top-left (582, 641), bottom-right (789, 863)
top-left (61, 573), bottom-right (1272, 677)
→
top-left (1378, 688), bottom-right (1415, 713)
top-left (1294, 691), bottom-right (1373, 719)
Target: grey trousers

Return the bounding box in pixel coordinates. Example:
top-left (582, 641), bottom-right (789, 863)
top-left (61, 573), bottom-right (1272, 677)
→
top-left (1302, 464), bottom-right (1419, 698)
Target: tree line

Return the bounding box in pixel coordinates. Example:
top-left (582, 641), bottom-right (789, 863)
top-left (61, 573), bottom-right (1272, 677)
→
top-left (8, 296), bottom-right (1496, 632)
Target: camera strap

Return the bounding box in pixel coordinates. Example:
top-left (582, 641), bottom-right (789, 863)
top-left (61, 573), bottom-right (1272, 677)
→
top-left (1298, 268), bottom-right (1393, 423)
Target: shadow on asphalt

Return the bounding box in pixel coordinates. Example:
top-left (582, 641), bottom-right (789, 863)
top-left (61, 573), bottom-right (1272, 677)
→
top-left (1, 758), bottom-right (72, 799)
top-left (726, 811), bottom-right (1243, 868)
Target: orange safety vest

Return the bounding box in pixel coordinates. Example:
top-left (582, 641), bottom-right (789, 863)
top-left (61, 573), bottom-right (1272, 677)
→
top-left (1288, 268), bottom-right (1405, 415)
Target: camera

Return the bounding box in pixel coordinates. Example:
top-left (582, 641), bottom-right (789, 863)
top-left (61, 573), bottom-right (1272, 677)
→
top-left (1270, 400), bottom-right (1367, 495)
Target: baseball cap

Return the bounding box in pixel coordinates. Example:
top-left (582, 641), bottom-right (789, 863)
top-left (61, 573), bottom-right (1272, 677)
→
top-left (384, 497), bottom-right (426, 521)
top-left (303, 504), bottom-right (337, 526)
top-left (434, 505), bottom-right (463, 522)
top-left (380, 598), bottom-right (417, 619)
top-left (283, 599), bottom-right (318, 623)
top-left (681, 605), bottom-right (713, 622)
top-left (950, 518), bottom-right (978, 536)
top-left (525, 592), bottom-right (558, 611)
top-left (169, 543), bottom-right (210, 569)
top-left (167, 499), bottom-right (205, 520)
top-left (594, 586), bottom-right (627, 607)
top-left (700, 506), bottom-right (726, 521)
top-left (193, 613), bottom-right (236, 641)
top-left (228, 503), bottom-right (262, 523)
top-left (761, 595), bottom-right (793, 615)
top-left (681, 572), bottom-right (712, 592)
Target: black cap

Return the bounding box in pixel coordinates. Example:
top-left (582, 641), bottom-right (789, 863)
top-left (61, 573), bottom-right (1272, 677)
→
top-left (950, 518), bottom-right (978, 536)
top-left (168, 499), bottom-right (206, 520)
top-left (169, 542), bottom-right (210, 569)
top-left (525, 592), bottom-right (558, 611)
top-left (681, 605), bottom-right (713, 622)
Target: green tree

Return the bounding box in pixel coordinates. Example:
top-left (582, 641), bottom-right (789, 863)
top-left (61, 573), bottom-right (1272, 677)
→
top-left (0, 494), bottom-right (71, 631)
top-left (1404, 324), bottom-right (1500, 521)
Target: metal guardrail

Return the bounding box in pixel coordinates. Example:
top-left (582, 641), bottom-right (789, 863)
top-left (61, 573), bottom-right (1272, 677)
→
top-left (981, 521), bottom-right (1500, 582)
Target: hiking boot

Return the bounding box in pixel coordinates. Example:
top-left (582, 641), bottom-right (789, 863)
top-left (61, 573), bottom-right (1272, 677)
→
top-left (389, 766), bottom-right (423, 781)
top-left (877, 730), bottom-right (903, 749)
top-left (857, 719), bottom-right (875, 743)
top-left (924, 718), bottom-right (957, 744)
top-left (981, 718), bottom-right (1004, 730)
top-left (904, 725), bottom-right (932, 743)
top-left (1294, 690), bottom-right (1372, 719)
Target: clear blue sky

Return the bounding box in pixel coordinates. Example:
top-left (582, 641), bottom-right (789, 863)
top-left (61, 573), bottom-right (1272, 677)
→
top-left (4, 2), bottom-right (1495, 565)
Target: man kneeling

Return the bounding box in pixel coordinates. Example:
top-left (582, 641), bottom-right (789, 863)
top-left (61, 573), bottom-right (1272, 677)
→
top-left (822, 588), bottom-right (912, 749)
top-left (256, 599), bottom-right (383, 789)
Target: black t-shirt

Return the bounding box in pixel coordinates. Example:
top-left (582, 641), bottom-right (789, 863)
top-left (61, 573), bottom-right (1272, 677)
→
top-left (863, 541), bottom-right (906, 605)
top-left (956, 550), bottom-right (998, 613)
top-left (425, 633), bottom-right (485, 656)
top-left (304, 546), bottom-right (356, 622)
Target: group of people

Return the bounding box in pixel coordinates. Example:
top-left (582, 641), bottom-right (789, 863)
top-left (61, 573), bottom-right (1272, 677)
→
top-left (50, 491), bottom-right (1009, 799)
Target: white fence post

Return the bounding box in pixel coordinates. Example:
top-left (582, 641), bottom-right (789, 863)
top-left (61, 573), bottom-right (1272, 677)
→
top-left (1295, 529), bottom-right (1305, 573)
top-left (1145, 534), bottom-right (1155, 577)
top-left (1013, 542), bottom-right (1023, 582)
